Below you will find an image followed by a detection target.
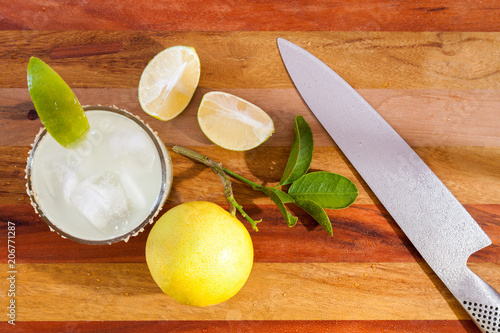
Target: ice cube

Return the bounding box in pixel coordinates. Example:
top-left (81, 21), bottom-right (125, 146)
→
top-left (69, 172), bottom-right (129, 235)
top-left (107, 126), bottom-right (156, 171)
top-left (119, 171), bottom-right (147, 210)
top-left (40, 153), bottom-right (80, 201)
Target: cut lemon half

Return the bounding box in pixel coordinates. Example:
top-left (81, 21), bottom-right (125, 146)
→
top-left (139, 46), bottom-right (200, 121)
top-left (27, 57), bottom-right (89, 148)
top-left (198, 91), bottom-right (274, 151)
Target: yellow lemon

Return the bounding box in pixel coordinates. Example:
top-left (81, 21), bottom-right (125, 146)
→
top-left (139, 46), bottom-right (200, 121)
top-left (145, 201), bottom-right (254, 307)
top-left (197, 91), bottom-right (274, 151)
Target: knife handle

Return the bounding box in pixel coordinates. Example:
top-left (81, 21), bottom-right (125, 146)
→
top-left (455, 268), bottom-right (500, 333)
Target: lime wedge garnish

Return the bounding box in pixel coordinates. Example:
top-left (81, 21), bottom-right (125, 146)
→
top-left (27, 57), bottom-right (89, 148)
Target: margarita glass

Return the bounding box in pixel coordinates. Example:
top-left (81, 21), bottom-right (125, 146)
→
top-left (26, 106), bottom-right (172, 245)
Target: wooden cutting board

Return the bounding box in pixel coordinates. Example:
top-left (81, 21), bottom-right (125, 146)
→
top-left (1, 1), bottom-right (499, 332)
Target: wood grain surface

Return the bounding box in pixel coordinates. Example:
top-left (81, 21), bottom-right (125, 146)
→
top-left (1, 1), bottom-right (499, 332)
top-left (0, 1), bottom-right (498, 31)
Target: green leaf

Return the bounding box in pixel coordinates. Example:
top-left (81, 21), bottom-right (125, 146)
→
top-left (279, 115), bottom-right (313, 185)
top-left (288, 171), bottom-right (358, 209)
top-left (294, 199), bottom-right (332, 235)
top-left (257, 187), bottom-right (298, 227)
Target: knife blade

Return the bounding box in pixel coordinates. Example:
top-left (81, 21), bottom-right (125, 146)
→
top-left (277, 37), bottom-right (499, 332)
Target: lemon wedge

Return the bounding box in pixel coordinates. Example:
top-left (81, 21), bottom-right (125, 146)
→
top-left (27, 57), bottom-right (89, 148)
top-left (138, 46), bottom-right (200, 121)
top-left (197, 91), bottom-right (274, 151)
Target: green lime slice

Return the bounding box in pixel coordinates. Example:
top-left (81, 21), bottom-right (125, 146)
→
top-left (27, 57), bottom-right (89, 148)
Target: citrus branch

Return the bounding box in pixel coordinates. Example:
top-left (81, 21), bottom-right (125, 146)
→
top-left (172, 145), bottom-right (260, 230)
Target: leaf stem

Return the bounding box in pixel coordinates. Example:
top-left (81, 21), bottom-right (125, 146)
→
top-left (222, 168), bottom-right (265, 191)
top-left (172, 145), bottom-right (261, 230)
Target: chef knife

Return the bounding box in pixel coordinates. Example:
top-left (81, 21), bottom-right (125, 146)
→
top-left (277, 38), bottom-right (499, 332)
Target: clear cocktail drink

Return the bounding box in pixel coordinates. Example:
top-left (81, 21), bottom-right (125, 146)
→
top-left (26, 106), bottom-right (172, 244)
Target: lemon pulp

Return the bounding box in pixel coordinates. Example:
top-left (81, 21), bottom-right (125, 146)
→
top-left (139, 46), bottom-right (200, 121)
top-left (198, 91), bottom-right (274, 151)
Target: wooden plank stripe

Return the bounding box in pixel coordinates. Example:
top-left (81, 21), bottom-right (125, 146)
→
top-left (0, 320), bottom-right (482, 333)
top-left (2, 88), bottom-right (499, 147)
top-left (49, 41), bottom-right (124, 60)
top-left (1, 32), bottom-right (499, 89)
top-left (2, 146), bottom-right (499, 206)
top-left (2, 262), bottom-right (499, 321)
top-left (1, 204), bottom-right (498, 264)
top-left (0, 1), bottom-right (498, 32)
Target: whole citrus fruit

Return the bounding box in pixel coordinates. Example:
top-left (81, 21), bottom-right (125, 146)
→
top-left (145, 201), bottom-right (254, 307)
